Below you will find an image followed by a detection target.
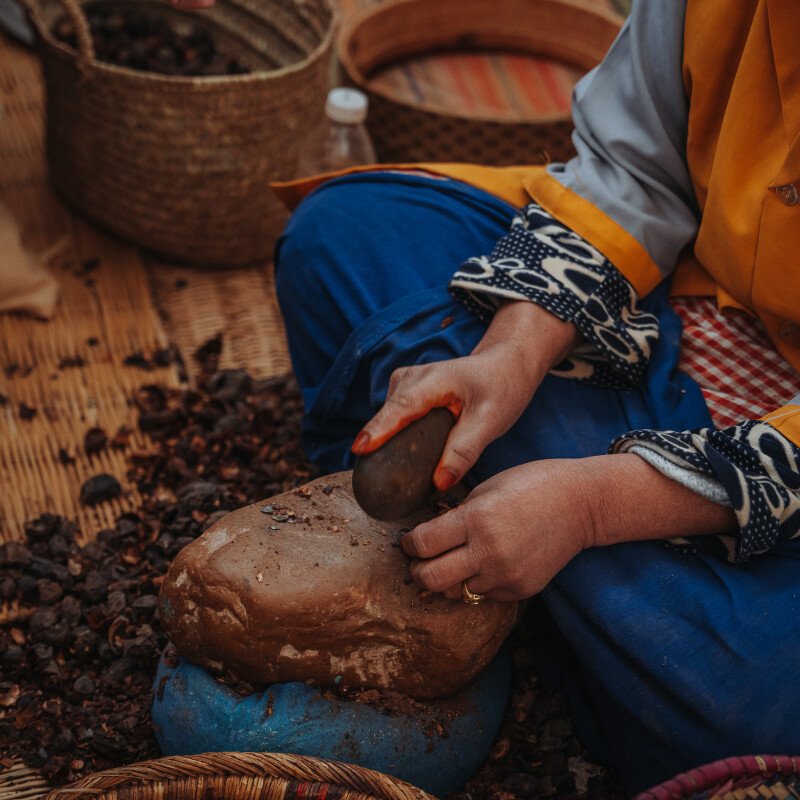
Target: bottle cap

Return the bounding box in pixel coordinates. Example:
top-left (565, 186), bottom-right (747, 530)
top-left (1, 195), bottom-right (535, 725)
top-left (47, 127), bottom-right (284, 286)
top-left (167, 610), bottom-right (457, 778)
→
top-left (325, 87), bottom-right (369, 124)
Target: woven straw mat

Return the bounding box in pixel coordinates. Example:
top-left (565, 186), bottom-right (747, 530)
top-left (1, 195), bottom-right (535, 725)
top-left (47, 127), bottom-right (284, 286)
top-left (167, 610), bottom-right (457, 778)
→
top-left (1, 29), bottom-right (292, 796)
top-left (0, 36), bottom-right (289, 549)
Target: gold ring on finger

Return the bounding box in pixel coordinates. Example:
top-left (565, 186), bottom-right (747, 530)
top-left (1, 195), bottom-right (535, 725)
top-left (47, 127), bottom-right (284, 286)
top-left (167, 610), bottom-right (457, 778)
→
top-left (461, 579), bottom-right (485, 605)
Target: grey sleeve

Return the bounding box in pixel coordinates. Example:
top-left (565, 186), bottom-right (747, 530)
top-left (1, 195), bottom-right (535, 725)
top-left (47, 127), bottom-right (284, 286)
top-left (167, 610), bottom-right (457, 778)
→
top-left (627, 445), bottom-right (730, 506)
top-left (546, 0), bottom-right (698, 278)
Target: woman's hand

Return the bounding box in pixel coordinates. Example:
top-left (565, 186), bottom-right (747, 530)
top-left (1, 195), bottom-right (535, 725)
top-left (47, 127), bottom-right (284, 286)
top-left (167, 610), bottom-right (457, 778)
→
top-left (402, 453), bottom-right (737, 601)
top-left (401, 458), bottom-right (603, 601)
top-left (352, 301), bottom-right (580, 491)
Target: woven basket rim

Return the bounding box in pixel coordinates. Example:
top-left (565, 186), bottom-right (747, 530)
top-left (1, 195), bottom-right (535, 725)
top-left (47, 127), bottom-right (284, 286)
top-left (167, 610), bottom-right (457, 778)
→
top-left (634, 754), bottom-right (800, 800)
top-left (337, 0), bottom-right (622, 125)
top-left (45, 752), bottom-right (438, 800)
top-left (24, 0), bottom-right (338, 85)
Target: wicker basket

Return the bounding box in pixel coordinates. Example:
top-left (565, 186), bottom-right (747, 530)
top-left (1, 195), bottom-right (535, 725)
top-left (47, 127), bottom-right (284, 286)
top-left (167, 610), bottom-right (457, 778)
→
top-left (338, 0), bottom-right (622, 166)
top-left (44, 752), bottom-right (437, 800)
top-left (635, 755), bottom-right (800, 800)
top-left (19, 0), bottom-right (336, 266)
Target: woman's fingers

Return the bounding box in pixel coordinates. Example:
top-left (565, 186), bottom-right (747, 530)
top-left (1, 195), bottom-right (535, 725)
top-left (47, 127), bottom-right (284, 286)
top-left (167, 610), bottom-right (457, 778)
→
top-left (351, 390), bottom-right (427, 455)
top-left (401, 508), bottom-right (468, 559)
top-left (440, 573), bottom-right (512, 602)
top-left (413, 558), bottom-right (513, 601)
top-left (433, 408), bottom-right (496, 490)
top-left (440, 570), bottom-right (520, 602)
top-left (408, 545), bottom-right (478, 593)
top-left (403, 497), bottom-right (530, 602)
top-left (441, 584), bottom-right (463, 601)
top-left (404, 493), bottom-right (521, 599)
top-left (352, 366), bottom-right (458, 455)
top-left (454, 572), bottom-right (496, 597)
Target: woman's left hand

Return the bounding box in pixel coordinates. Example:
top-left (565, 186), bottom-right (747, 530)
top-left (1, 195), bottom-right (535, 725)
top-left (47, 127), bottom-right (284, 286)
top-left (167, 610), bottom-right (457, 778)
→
top-left (401, 458), bottom-right (605, 601)
top-left (401, 453), bottom-right (737, 601)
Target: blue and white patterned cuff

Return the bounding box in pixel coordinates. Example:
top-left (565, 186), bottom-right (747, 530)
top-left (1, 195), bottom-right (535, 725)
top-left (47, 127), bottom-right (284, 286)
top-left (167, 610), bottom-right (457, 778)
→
top-left (449, 203), bottom-right (660, 389)
top-left (612, 421), bottom-right (800, 562)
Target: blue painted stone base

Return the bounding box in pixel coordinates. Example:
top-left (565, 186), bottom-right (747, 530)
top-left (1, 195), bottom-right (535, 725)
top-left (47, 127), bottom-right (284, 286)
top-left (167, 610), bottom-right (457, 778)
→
top-left (152, 650), bottom-right (512, 796)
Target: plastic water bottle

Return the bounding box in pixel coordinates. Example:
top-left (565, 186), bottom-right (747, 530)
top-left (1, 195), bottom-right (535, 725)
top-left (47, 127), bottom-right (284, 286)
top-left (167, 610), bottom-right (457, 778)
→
top-left (296, 87), bottom-right (377, 176)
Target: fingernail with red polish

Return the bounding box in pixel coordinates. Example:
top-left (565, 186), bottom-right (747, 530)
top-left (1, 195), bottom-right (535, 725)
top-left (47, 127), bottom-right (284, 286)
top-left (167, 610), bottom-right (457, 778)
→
top-left (434, 466), bottom-right (458, 492)
top-left (351, 431), bottom-right (370, 454)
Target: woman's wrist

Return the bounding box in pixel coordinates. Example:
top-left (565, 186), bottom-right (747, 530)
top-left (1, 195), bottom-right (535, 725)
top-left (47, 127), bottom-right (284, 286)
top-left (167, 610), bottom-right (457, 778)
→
top-left (471, 301), bottom-right (581, 386)
top-left (581, 453), bottom-right (737, 549)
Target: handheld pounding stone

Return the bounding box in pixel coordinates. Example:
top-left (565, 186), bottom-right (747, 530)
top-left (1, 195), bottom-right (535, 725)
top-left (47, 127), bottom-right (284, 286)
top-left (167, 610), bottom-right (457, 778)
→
top-left (352, 407), bottom-right (456, 520)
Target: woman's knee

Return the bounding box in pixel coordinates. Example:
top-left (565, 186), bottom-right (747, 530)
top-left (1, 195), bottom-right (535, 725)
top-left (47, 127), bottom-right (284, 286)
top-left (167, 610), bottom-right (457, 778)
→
top-left (275, 188), bottom-right (343, 305)
top-left (275, 183), bottom-right (378, 389)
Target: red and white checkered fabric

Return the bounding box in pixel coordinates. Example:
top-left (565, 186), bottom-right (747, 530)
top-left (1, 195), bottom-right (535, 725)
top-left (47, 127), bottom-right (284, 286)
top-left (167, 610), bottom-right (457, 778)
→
top-left (671, 296), bottom-right (800, 429)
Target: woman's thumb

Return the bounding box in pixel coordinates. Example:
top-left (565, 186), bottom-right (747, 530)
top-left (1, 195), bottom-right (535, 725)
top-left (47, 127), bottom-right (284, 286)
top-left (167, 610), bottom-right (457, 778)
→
top-left (433, 411), bottom-right (493, 490)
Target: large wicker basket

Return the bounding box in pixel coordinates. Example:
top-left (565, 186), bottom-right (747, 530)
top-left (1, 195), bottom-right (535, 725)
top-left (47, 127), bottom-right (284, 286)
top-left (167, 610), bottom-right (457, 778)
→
top-left (338, 0), bottom-right (622, 166)
top-left (20, 0), bottom-right (336, 266)
top-left (635, 755), bottom-right (800, 800)
top-left (44, 752), bottom-right (437, 800)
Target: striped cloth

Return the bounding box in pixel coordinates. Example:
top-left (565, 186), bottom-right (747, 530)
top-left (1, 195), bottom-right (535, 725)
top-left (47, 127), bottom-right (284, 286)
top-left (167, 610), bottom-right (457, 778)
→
top-left (336, 0), bottom-right (618, 123)
top-left (369, 53), bottom-right (580, 121)
top-left (671, 296), bottom-right (800, 428)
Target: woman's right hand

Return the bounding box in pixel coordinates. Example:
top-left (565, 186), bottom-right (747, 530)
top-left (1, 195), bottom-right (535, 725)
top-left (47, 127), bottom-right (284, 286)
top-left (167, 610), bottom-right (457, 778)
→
top-left (351, 300), bottom-right (580, 491)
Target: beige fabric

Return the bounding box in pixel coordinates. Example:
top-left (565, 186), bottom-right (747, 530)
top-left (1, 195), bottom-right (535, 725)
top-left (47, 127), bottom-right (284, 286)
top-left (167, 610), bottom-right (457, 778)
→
top-left (0, 198), bottom-right (61, 318)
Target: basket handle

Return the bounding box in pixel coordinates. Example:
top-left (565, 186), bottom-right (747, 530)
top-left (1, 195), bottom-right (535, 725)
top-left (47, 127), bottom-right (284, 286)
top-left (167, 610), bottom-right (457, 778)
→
top-left (20, 0), bottom-right (95, 69)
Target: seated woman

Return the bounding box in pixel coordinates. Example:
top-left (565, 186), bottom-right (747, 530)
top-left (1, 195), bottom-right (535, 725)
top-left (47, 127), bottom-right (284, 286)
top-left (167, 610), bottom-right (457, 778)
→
top-left (175, 0), bottom-right (800, 793)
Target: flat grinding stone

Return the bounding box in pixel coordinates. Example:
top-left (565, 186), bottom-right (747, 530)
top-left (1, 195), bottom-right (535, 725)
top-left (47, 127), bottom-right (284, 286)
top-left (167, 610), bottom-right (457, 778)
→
top-left (159, 471), bottom-right (517, 700)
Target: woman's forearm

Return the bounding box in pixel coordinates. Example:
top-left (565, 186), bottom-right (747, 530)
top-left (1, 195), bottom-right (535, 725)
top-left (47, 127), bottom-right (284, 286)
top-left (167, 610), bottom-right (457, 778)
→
top-left (471, 301), bottom-right (581, 386)
top-left (583, 453), bottom-right (737, 548)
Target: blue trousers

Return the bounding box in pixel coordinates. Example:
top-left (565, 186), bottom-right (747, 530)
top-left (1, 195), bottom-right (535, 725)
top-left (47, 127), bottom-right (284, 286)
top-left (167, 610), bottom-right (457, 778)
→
top-left (275, 173), bottom-right (800, 795)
